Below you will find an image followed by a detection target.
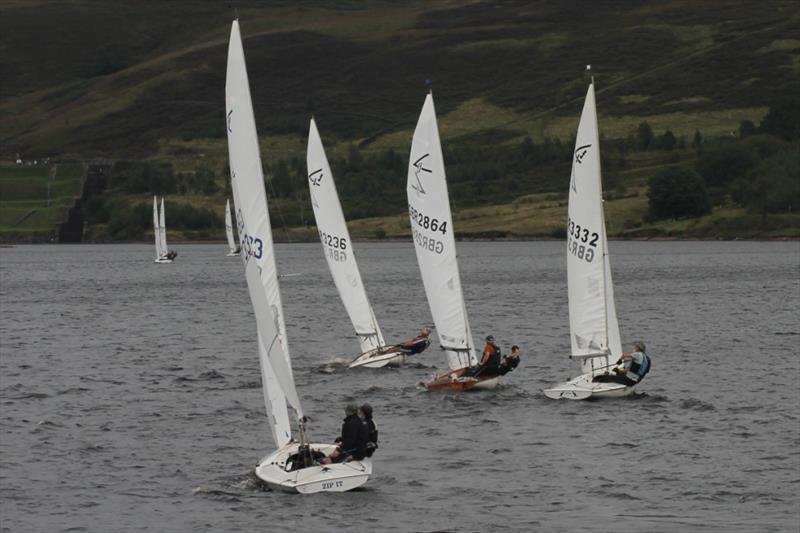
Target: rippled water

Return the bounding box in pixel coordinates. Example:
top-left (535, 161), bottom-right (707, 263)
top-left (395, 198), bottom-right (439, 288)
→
top-left (1, 241), bottom-right (798, 532)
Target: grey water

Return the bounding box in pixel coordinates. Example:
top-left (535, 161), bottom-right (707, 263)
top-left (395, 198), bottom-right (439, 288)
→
top-left (0, 241), bottom-right (798, 532)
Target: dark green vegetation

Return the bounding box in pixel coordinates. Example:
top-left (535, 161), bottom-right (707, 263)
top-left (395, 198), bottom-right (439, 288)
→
top-left (1, 1), bottom-right (798, 241)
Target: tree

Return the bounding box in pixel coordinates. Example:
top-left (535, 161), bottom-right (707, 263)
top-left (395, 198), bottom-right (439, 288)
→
top-left (659, 130), bottom-right (677, 150)
top-left (647, 166), bottom-right (711, 220)
top-left (759, 93), bottom-right (800, 140)
top-left (696, 142), bottom-right (757, 187)
top-left (691, 130), bottom-right (703, 152)
top-left (636, 122), bottom-right (653, 150)
top-left (739, 120), bottom-right (757, 139)
top-left (732, 150), bottom-right (800, 222)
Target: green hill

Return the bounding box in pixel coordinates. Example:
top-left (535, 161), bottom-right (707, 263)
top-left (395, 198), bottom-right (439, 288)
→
top-left (1, 0), bottom-right (798, 241)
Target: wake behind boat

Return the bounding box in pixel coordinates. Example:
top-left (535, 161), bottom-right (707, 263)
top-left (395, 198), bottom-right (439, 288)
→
top-left (405, 93), bottom-right (499, 392)
top-left (225, 20), bottom-right (370, 493)
top-left (306, 118), bottom-right (429, 369)
top-left (544, 79), bottom-right (651, 400)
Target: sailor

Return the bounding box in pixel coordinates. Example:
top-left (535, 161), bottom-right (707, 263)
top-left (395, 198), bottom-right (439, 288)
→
top-left (396, 327), bottom-right (432, 355)
top-left (360, 403), bottom-right (378, 458)
top-left (498, 345), bottom-right (521, 375)
top-left (593, 341), bottom-right (651, 386)
top-left (321, 404), bottom-right (367, 464)
top-left (469, 335), bottom-right (502, 377)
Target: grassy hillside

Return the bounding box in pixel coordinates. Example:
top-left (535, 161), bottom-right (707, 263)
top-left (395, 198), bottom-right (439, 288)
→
top-left (0, 1), bottom-right (798, 241)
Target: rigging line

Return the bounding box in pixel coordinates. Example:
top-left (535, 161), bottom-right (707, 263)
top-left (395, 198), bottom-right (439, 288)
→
top-left (265, 170), bottom-right (293, 243)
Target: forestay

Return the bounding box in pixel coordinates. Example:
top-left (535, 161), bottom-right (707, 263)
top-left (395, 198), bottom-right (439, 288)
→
top-left (307, 119), bottom-right (386, 353)
top-left (225, 20), bottom-right (302, 448)
top-left (406, 94), bottom-right (476, 370)
top-left (153, 196), bottom-right (163, 258)
top-left (566, 83), bottom-right (622, 375)
top-left (158, 198), bottom-right (168, 254)
top-left (225, 198), bottom-right (238, 254)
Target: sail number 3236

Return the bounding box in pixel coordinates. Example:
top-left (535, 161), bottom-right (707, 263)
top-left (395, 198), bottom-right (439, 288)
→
top-left (567, 217), bottom-right (598, 263)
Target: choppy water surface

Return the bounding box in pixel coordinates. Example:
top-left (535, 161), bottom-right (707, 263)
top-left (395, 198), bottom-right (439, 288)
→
top-left (1, 241), bottom-right (798, 532)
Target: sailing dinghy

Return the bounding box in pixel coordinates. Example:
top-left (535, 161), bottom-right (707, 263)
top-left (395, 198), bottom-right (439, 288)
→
top-left (306, 119), bottom-right (411, 368)
top-left (544, 82), bottom-right (632, 400)
top-left (153, 196), bottom-right (174, 263)
top-left (226, 20), bottom-right (371, 492)
top-left (406, 93), bottom-right (497, 392)
top-left (224, 198), bottom-right (241, 256)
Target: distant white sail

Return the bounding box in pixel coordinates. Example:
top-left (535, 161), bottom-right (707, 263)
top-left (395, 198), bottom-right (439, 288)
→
top-left (153, 196), bottom-right (163, 259)
top-left (306, 118), bottom-right (386, 353)
top-left (225, 198), bottom-right (238, 254)
top-left (226, 20), bottom-right (302, 448)
top-left (566, 83), bottom-right (621, 374)
top-left (159, 198), bottom-right (168, 254)
top-left (406, 94), bottom-right (476, 370)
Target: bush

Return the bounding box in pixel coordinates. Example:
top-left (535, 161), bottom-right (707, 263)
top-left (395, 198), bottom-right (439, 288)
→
top-left (696, 142), bottom-right (757, 187)
top-left (647, 166), bottom-right (711, 220)
top-left (760, 93), bottom-right (800, 140)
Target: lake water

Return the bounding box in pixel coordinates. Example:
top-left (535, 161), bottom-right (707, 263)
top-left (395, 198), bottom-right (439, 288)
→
top-left (1, 241), bottom-right (798, 532)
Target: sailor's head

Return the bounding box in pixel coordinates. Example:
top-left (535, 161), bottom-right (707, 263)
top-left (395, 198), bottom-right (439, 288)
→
top-left (486, 335), bottom-right (495, 344)
top-left (345, 403), bottom-right (358, 416)
top-left (360, 403), bottom-right (373, 419)
top-left (634, 341), bottom-right (646, 352)
top-left (421, 327), bottom-right (431, 337)
top-left (511, 344), bottom-right (520, 355)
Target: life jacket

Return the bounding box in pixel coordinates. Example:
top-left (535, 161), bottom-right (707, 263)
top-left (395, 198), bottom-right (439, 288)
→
top-left (483, 344), bottom-right (501, 369)
top-left (408, 336), bottom-right (430, 354)
top-left (628, 353), bottom-right (650, 382)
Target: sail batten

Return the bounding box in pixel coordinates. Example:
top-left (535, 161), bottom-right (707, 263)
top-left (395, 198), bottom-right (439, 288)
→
top-left (225, 198), bottom-right (238, 254)
top-left (225, 20), bottom-right (302, 448)
top-left (406, 94), bottom-right (476, 370)
top-left (566, 83), bottom-right (622, 374)
top-left (306, 119), bottom-right (385, 353)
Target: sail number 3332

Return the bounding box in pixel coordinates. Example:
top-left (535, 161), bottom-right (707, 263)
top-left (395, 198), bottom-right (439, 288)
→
top-left (567, 217), bottom-right (598, 263)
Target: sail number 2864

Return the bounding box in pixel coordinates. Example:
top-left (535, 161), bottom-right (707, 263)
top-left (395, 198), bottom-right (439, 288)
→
top-left (409, 205), bottom-right (448, 235)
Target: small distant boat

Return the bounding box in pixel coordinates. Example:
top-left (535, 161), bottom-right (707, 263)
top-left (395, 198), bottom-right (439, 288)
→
top-left (153, 196), bottom-right (175, 263)
top-left (406, 93), bottom-right (497, 392)
top-left (224, 198), bottom-right (241, 256)
top-left (225, 19), bottom-right (371, 493)
top-left (306, 119), bottom-right (412, 369)
top-left (544, 81), bottom-right (632, 401)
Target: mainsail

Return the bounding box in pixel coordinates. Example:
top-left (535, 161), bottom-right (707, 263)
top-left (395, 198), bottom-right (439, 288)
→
top-left (226, 20), bottom-right (302, 448)
top-left (153, 196), bottom-right (163, 259)
top-left (158, 198), bottom-right (168, 255)
top-left (566, 82), bottom-right (622, 375)
top-left (306, 118), bottom-right (386, 354)
top-left (225, 198), bottom-right (238, 254)
top-left (406, 94), bottom-right (476, 370)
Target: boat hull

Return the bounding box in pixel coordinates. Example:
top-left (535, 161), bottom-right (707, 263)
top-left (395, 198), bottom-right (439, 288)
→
top-left (425, 368), bottom-right (499, 392)
top-left (348, 347), bottom-right (406, 369)
top-left (154, 257), bottom-right (173, 264)
top-left (226, 251), bottom-right (241, 257)
top-left (544, 373), bottom-right (633, 400)
top-left (255, 442), bottom-right (372, 494)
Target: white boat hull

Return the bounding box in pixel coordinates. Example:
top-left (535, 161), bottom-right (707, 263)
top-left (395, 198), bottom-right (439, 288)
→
top-left (226, 251), bottom-right (241, 257)
top-left (348, 347), bottom-right (406, 369)
top-left (255, 442), bottom-right (372, 494)
top-left (154, 257), bottom-right (173, 264)
top-left (544, 373), bottom-right (633, 400)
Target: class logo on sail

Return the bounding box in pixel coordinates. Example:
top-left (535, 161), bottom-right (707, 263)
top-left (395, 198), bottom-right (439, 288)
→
top-left (570, 144), bottom-right (592, 192)
top-left (308, 168), bottom-right (323, 187)
top-left (227, 109), bottom-right (234, 132)
top-left (411, 153), bottom-right (431, 195)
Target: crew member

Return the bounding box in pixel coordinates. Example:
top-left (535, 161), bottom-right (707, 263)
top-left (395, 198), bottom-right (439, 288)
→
top-left (593, 341), bottom-right (651, 386)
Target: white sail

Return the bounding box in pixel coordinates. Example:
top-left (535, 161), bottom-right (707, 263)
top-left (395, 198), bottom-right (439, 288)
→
top-left (406, 94), bottom-right (476, 370)
top-left (566, 83), bottom-right (621, 374)
top-left (153, 196), bottom-right (163, 258)
top-left (225, 198), bottom-right (237, 254)
top-left (306, 118), bottom-right (386, 353)
top-left (226, 20), bottom-right (302, 447)
top-left (159, 198), bottom-right (168, 254)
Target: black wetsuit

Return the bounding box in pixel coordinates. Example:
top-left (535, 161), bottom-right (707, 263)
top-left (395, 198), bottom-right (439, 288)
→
top-left (338, 413), bottom-right (367, 460)
top-left (363, 417), bottom-right (378, 457)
